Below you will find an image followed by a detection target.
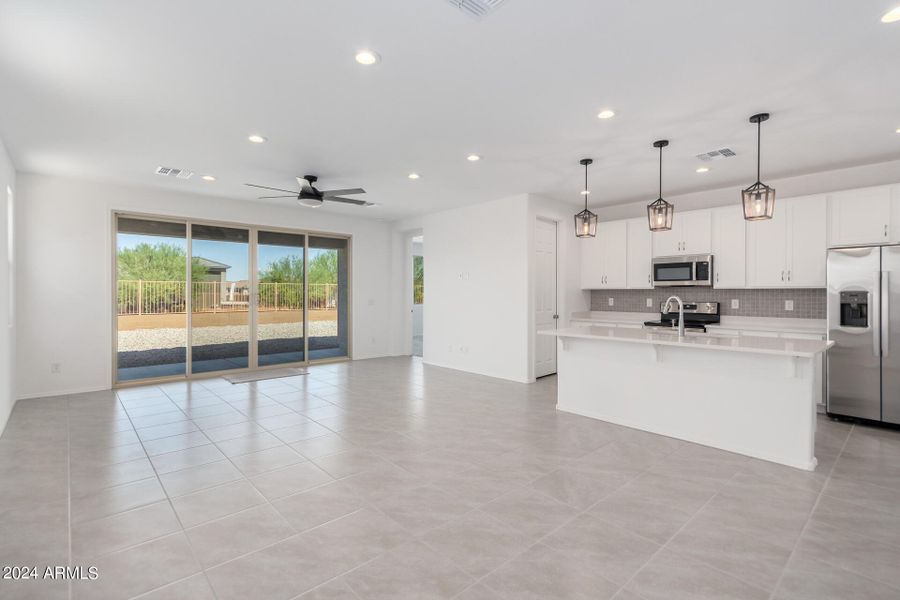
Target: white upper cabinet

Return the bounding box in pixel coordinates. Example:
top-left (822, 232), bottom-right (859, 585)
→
top-left (747, 195), bottom-right (826, 288)
top-left (652, 209), bottom-right (712, 257)
top-left (579, 220), bottom-right (627, 289)
top-left (711, 205), bottom-right (746, 288)
top-left (626, 218), bottom-right (653, 289)
top-left (828, 185), bottom-right (892, 247)
top-left (788, 195), bottom-right (827, 287)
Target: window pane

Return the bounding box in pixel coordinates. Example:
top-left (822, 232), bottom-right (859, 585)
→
top-left (308, 236), bottom-right (349, 360)
top-left (258, 231), bottom-right (305, 366)
top-left (116, 217), bottom-right (187, 381)
top-left (191, 224), bottom-right (250, 373)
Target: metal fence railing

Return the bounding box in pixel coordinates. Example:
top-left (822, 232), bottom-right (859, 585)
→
top-left (117, 280), bottom-right (337, 315)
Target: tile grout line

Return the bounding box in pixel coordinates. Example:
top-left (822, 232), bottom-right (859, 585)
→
top-left (765, 422), bottom-right (900, 598)
top-left (113, 387), bottom-right (222, 600)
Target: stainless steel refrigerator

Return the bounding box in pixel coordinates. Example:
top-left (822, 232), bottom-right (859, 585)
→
top-left (827, 245), bottom-right (900, 424)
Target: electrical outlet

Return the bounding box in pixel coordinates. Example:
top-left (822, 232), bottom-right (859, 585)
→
top-left (50, 363), bottom-right (61, 374)
top-left (646, 298), bottom-right (653, 308)
top-left (785, 300), bottom-right (794, 311)
top-left (731, 299), bottom-right (740, 310)
top-left (608, 297), bottom-right (614, 307)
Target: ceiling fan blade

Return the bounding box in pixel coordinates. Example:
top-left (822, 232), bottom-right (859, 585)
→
top-left (257, 195), bottom-right (297, 199)
top-left (322, 188), bottom-right (366, 197)
top-left (245, 183), bottom-right (298, 194)
top-left (326, 196), bottom-right (370, 206)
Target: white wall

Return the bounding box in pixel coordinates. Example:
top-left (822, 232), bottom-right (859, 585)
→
top-left (15, 173), bottom-right (395, 399)
top-left (389, 194), bottom-right (587, 383)
top-left (0, 137), bottom-right (15, 434)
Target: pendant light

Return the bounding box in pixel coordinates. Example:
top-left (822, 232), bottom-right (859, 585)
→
top-left (647, 140), bottom-right (673, 232)
top-left (742, 112), bottom-right (775, 221)
top-left (574, 158), bottom-right (598, 238)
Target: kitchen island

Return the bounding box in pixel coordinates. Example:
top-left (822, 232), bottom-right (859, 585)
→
top-left (541, 325), bottom-right (834, 470)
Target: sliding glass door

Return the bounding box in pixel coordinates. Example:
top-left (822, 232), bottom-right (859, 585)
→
top-left (190, 224), bottom-right (251, 374)
top-left (257, 230), bottom-right (305, 366)
top-left (114, 215), bottom-right (351, 385)
top-left (308, 236), bottom-right (349, 360)
top-left (116, 218), bottom-right (189, 382)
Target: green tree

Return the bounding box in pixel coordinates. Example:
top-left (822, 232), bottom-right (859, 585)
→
top-left (308, 251), bottom-right (338, 284)
top-left (413, 255), bottom-right (424, 304)
top-left (259, 256), bottom-right (304, 283)
top-left (117, 243), bottom-right (206, 281)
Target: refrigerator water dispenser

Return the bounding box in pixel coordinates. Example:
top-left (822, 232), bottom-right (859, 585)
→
top-left (839, 291), bottom-right (868, 328)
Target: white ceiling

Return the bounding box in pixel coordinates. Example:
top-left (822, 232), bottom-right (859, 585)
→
top-left (0, 0), bottom-right (899, 220)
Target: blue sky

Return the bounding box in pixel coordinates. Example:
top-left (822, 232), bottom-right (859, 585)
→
top-left (118, 233), bottom-right (312, 281)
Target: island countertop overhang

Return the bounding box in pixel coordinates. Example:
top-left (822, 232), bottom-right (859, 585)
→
top-left (540, 325), bottom-right (833, 359)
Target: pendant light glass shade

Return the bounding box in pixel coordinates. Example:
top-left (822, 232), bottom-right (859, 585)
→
top-left (575, 158), bottom-right (598, 238)
top-left (647, 197), bottom-right (674, 231)
top-left (647, 140), bottom-right (673, 232)
top-left (742, 113), bottom-right (775, 221)
top-left (575, 208), bottom-right (598, 238)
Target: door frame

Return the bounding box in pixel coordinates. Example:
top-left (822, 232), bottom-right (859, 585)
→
top-left (110, 210), bottom-right (353, 388)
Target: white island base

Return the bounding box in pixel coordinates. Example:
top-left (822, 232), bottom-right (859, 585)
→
top-left (545, 327), bottom-right (833, 471)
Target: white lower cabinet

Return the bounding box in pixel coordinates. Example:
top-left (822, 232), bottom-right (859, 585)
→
top-left (626, 218), bottom-right (652, 289)
top-left (711, 205), bottom-right (746, 288)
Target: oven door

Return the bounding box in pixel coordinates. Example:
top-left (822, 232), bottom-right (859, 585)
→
top-left (653, 260), bottom-right (695, 286)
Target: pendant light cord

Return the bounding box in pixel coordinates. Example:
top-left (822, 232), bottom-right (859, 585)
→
top-left (584, 163), bottom-right (589, 210)
top-left (757, 119), bottom-right (761, 183)
top-left (658, 144), bottom-right (663, 198)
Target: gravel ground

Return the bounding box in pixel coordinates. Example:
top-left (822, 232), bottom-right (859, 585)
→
top-left (118, 321), bottom-right (338, 352)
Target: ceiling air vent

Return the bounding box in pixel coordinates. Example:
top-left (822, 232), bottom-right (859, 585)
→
top-left (154, 166), bottom-right (194, 179)
top-left (695, 148), bottom-right (736, 162)
top-left (446, 0), bottom-right (509, 18)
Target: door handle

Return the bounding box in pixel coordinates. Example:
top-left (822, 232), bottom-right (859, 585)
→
top-left (883, 271), bottom-right (890, 358)
top-left (874, 271), bottom-right (882, 358)
top-left (781, 270), bottom-right (785, 282)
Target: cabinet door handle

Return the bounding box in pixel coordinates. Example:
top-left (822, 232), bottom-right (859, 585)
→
top-left (781, 270), bottom-right (785, 282)
top-left (885, 224), bottom-right (889, 238)
top-left (788, 270), bottom-right (792, 282)
top-left (716, 272), bottom-right (720, 284)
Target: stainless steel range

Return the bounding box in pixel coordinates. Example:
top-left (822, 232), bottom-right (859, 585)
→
top-left (643, 301), bottom-right (720, 333)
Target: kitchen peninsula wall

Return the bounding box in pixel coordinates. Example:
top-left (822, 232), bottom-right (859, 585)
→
top-left (590, 288), bottom-right (825, 319)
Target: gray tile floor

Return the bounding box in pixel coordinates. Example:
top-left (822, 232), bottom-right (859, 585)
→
top-left (1, 357), bottom-right (899, 599)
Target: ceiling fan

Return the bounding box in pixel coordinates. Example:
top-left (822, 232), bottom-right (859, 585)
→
top-left (245, 175), bottom-right (371, 208)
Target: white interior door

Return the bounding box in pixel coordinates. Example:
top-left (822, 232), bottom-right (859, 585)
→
top-left (535, 219), bottom-right (558, 378)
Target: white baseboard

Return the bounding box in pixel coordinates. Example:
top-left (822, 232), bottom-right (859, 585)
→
top-left (17, 384), bottom-right (110, 401)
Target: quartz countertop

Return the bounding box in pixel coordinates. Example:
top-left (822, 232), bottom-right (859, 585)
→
top-left (570, 312), bottom-right (826, 337)
top-left (541, 325), bottom-right (833, 358)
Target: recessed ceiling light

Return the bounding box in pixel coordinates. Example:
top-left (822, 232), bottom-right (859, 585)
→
top-left (408, 173), bottom-right (420, 180)
top-left (248, 134), bottom-right (267, 144)
top-left (696, 167), bottom-right (710, 173)
top-left (881, 7), bottom-right (900, 22)
top-left (201, 175), bottom-right (216, 181)
top-left (896, 128), bottom-right (900, 134)
top-left (355, 50), bottom-right (380, 65)
top-left (597, 109), bottom-right (616, 119)
top-left (467, 154), bottom-right (481, 161)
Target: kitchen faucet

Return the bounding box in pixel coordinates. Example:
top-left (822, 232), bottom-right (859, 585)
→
top-left (664, 295), bottom-right (685, 338)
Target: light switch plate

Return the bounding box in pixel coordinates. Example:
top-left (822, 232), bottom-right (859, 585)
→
top-left (608, 297), bottom-right (614, 307)
top-left (785, 300), bottom-right (794, 311)
top-left (646, 298), bottom-right (653, 308)
top-left (731, 299), bottom-right (740, 309)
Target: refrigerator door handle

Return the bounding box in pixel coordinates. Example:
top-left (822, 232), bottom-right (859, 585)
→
top-left (883, 271), bottom-right (890, 358)
top-left (874, 271), bottom-right (882, 357)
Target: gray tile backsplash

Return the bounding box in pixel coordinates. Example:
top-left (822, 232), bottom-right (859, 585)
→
top-left (590, 287), bottom-right (825, 319)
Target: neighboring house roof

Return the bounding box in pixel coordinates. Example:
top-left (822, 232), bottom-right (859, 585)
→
top-left (196, 257), bottom-right (230, 273)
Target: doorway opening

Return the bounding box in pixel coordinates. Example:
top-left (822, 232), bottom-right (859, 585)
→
top-left (411, 235), bottom-right (424, 357)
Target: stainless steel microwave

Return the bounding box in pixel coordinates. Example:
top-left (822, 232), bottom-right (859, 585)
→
top-left (652, 255), bottom-right (714, 287)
